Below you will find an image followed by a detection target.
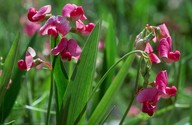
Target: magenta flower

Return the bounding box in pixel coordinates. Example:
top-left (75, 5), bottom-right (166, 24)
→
top-left (39, 16), bottom-right (70, 37)
top-left (153, 23), bottom-right (171, 43)
top-left (76, 20), bottom-right (95, 36)
top-left (51, 38), bottom-right (82, 61)
top-left (18, 47), bottom-right (36, 71)
top-left (62, 4), bottom-right (87, 21)
top-left (18, 47), bottom-right (52, 71)
top-left (144, 42), bottom-right (161, 63)
top-left (136, 70), bottom-right (177, 116)
top-left (23, 20), bottom-right (41, 36)
top-left (158, 37), bottom-right (180, 63)
top-left (28, 5), bottom-right (51, 22)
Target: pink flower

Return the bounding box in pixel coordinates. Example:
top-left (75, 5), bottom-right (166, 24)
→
top-left (158, 37), bottom-right (180, 63)
top-left (28, 5), bottom-right (51, 22)
top-left (39, 16), bottom-right (70, 37)
top-left (62, 4), bottom-right (87, 21)
top-left (51, 38), bottom-right (82, 61)
top-left (76, 20), bottom-right (95, 36)
top-left (23, 20), bottom-right (41, 36)
top-left (18, 47), bottom-right (52, 71)
top-left (146, 23), bottom-right (171, 43)
top-left (144, 43), bottom-right (161, 63)
top-left (18, 47), bottom-right (36, 71)
top-left (136, 70), bottom-right (177, 116)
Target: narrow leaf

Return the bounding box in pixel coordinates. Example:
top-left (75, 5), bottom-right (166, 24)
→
top-left (0, 32), bottom-right (37, 123)
top-left (61, 21), bottom-right (101, 125)
top-left (101, 14), bottom-right (117, 98)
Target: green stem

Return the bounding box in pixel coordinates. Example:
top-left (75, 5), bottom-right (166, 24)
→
top-left (46, 71), bottom-right (54, 125)
top-left (46, 37), bottom-right (57, 125)
top-left (119, 57), bottom-right (142, 125)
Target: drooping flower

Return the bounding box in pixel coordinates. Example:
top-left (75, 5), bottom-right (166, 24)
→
top-left (39, 16), bottom-right (70, 37)
top-left (28, 5), bottom-right (51, 22)
top-left (51, 38), bottom-right (82, 61)
top-left (18, 47), bottom-right (36, 71)
top-left (62, 4), bottom-right (87, 21)
top-left (18, 47), bottom-right (52, 71)
top-left (158, 37), bottom-right (180, 63)
top-left (144, 42), bottom-right (161, 63)
top-left (76, 20), bottom-right (95, 36)
top-left (136, 70), bottom-right (177, 116)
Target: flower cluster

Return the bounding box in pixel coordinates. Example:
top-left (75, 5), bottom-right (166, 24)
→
top-left (135, 24), bottom-right (180, 64)
top-left (18, 4), bottom-right (95, 70)
top-left (135, 24), bottom-right (180, 116)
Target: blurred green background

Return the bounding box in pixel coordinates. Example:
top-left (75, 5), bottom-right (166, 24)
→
top-left (0, 0), bottom-right (192, 124)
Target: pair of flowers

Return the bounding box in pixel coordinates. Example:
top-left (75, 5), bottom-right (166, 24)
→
top-left (18, 4), bottom-right (95, 70)
top-left (135, 24), bottom-right (180, 116)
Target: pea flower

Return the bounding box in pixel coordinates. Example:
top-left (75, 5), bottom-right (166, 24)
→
top-left (18, 47), bottom-right (36, 71)
top-left (136, 70), bottom-right (177, 116)
top-left (62, 4), bottom-right (87, 21)
top-left (51, 38), bottom-right (82, 61)
top-left (28, 5), bottom-right (51, 22)
top-left (154, 23), bottom-right (171, 42)
top-left (18, 47), bottom-right (52, 71)
top-left (76, 20), bottom-right (95, 36)
top-left (144, 42), bottom-right (161, 63)
top-left (39, 16), bottom-right (70, 37)
top-left (146, 23), bottom-right (171, 43)
top-left (158, 37), bottom-right (180, 63)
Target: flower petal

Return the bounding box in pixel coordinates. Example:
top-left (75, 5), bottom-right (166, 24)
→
top-left (136, 88), bottom-right (159, 103)
top-left (51, 38), bottom-right (68, 55)
top-left (155, 70), bottom-right (168, 93)
top-left (158, 37), bottom-right (171, 58)
top-left (32, 5), bottom-right (51, 21)
top-left (55, 16), bottom-right (70, 36)
top-left (165, 86), bottom-right (177, 96)
top-left (144, 42), bottom-right (153, 53)
top-left (167, 50), bottom-right (180, 63)
top-left (149, 53), bottom-right (161, 63)
top-left (159, 24), bottom-right (171, 39)
top-left (25, 47), bottom-right (36, 70)
top-left (142, 102), bottom-right (156, 116)
top-left (17, 60), bottom-right (27, 70)
top-left (67, 39), bottom-right (82, 60)
top-left (62, 4), bottom-right (76, 17)
top-left (39, 16), bottom-right (56, 35)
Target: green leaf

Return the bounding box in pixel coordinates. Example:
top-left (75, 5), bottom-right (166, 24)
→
top-left (60, 21), bottom-right (101, 125)
top-left (87, 55), bottom-right (135, 125)
top-left (0, 33), bottom-right (20, 122)
top-left (0, 32), bottom-right (37, 123)
top-left (101, 14), bottom-right (117, 98)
